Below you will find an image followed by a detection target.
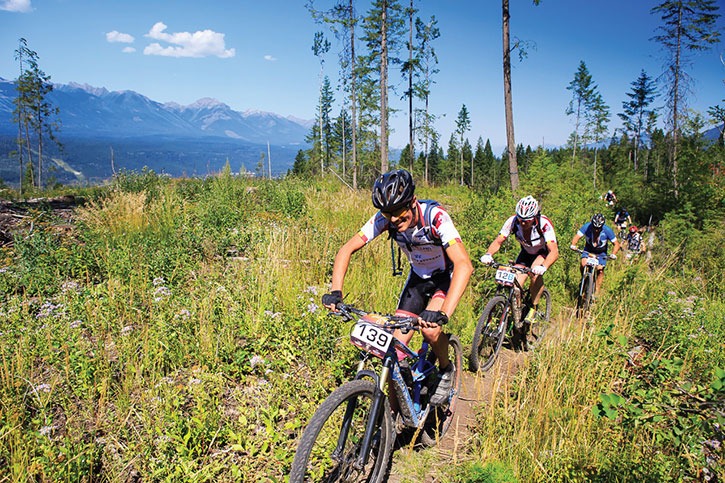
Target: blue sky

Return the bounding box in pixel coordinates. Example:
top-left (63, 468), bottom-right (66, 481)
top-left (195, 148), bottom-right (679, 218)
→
top-left (1, 0), bottom-right (723, 152)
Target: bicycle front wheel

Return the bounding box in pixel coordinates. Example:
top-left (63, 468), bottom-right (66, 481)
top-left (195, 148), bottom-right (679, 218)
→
top-left (289, 379), bottom-right (393, 483)
top-left (576, 271), bottom-right (594, 318)
top-left (525, 288), bottom-right (551, 349)
top-left (469, 295), bottom-right (508, 372)
top-left (419, 334), bottom-right (463, 448)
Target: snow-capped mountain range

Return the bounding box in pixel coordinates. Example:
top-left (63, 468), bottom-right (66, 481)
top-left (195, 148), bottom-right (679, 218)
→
top-left (0, 77), bottom-right (312, 183)
top-left (0, 78), bottom-right (312, 145)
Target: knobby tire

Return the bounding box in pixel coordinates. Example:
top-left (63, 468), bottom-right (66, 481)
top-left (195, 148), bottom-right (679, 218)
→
top-left (419, 334), bottom-right (463, 447)
top-left (469, 295), bottom-right (508, 372)
top-left (577, 270), bottom-right (594, 318)
top-left (290, 379), bottom-right (393, 483)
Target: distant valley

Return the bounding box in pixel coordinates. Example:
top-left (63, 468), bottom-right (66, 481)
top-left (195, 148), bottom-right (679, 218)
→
top-left (0, 78), bottom-right (312, 185)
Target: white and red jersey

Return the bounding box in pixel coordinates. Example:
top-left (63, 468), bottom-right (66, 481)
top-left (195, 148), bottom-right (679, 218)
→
top-left (358, 200), bottom-right (463, 279)
top-left (499, 214), bottom-right (557, 255)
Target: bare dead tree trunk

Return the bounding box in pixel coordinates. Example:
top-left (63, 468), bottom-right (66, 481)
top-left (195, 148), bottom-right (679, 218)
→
top-left (349, 0), bottom-right (359, 189)
top-left (407, 0), bottom-right (414, 171)
top-left (380, 0), bottom-right (389, 174)
top-left (671, 5), bottom-right (683, 198)
top-left (502, 0), bottom-right (519, 192)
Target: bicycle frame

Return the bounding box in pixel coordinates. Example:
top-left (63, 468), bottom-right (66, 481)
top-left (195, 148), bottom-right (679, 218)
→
top-left (489, 262), bottom-right (531, 330)
top-left (335, 307), bottom-right (442, 469)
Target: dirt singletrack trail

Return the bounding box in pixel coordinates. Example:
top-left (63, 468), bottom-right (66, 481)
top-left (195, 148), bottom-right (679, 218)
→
top-left (387, 324), bottom-right (554, 482)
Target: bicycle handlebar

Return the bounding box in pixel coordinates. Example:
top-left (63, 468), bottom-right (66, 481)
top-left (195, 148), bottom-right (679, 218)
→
top-left (483, 260), bottom-right (533, 274)
top-left (570, 247), bottom-right (616, 260)
top-left (330, 303), bottom-right (423, 330)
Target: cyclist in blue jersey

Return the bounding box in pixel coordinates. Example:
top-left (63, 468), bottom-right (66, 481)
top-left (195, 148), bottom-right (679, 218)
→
top-left (569, 213), bottom-right (621, 297)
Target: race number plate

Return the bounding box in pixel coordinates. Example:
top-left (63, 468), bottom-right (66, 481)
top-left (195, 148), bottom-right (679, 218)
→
top-left (586, 256), bottom-right (599, 267)
top-left (350, 322), bottom-right (393, 359)
top-left (495, 268), bottom-right (516, 286)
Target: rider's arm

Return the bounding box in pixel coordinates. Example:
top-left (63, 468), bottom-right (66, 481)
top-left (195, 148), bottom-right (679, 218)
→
top-left (611, 238), bottom-right (621, 256)
top-left (330, 234), bottom-right (366, 294)
top-left (570, 233), bottom-right (583, 247)
top-left (439, 242), bottom-right (473, 318)
top-left (542, 241), bottom-right (559, 269)
top-left (484, 234), bottom-right (507, 257)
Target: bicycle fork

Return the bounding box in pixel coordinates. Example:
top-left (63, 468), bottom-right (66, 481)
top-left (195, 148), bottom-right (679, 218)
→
top-left (353, 361), bottom-right (390, 470)
top-left (331, 358), bottom-right (390, 471)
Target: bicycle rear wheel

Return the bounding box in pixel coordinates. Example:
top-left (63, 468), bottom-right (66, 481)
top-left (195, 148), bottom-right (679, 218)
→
top-left (419, 334), bottom-right (463, 448)
top-left (289, 379), bottom-right (393, 483)
top-left (469, 295), bottom-right (508, 372)
top-left (525, 288), bottom-right (551, 349)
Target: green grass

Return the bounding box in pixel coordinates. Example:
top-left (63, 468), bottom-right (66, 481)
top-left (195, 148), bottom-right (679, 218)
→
top-left (0, 167), bottom-right (722, 481)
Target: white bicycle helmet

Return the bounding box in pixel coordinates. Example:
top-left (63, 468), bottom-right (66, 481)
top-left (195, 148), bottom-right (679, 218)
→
top-left (515, 195), bottom-right (539, 220)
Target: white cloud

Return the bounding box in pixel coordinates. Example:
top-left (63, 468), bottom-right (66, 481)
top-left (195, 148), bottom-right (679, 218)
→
top-left (0, 0), bottom-right (32, 13)
top-left (264, 55), bottom-right (277, 62)
top-left (143, 22), bottom-right (235, 58)
top-left (122, 46), bottom-right (136, 54)
top-left (106, 31), bottom-right (135, 43)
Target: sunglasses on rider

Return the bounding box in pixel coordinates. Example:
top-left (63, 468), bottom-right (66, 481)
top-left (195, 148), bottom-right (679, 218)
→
top-left (381, 204), bottom-right (412, 220)
top-left (518, 216), bottom-right (536, 225)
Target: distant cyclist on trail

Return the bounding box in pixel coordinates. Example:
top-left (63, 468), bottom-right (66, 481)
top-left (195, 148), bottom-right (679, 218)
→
top-left (570, 213), bottom-right (621, 298)
top-left (480, 195), bottom-right (559, 325)
top-left (321, 169), bottom-right (473, 406)
top-left (603, 190), bottom-right (617, 206)
top-left (614, 207), bottom-right (632, 233)
top-left (624, 225), bottom-right (646, 258)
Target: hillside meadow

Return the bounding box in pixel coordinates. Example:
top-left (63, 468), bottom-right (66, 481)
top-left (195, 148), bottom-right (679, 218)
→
top-left (0, 157), bottom-right (723, 482)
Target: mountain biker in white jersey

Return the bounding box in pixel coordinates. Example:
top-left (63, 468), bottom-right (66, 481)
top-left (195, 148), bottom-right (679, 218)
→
top-left (480, 195), bottom-right (559, 324)
top-left (322, 169), bottom-right (473, 406)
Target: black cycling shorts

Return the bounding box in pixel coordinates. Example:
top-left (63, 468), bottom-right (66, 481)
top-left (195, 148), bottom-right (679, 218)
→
top-left (515, 248), bottom-right (548, 268)
top-left (396, 269), bottom-right (451, 316)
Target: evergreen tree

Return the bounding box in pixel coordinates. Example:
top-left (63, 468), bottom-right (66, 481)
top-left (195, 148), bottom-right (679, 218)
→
top-left (706, 103), bottom-right (725, 147)
top-left (565, 61), bottom-right (595, 163)
top-left (462, 138), bottom-right (473, 186)
top-left (307, 0), bottom-right (362, 188)
top-left (455, 104), bottom-right (471, 185)
top-left (13, 38), bottom-right (61, 191)
top-left (312, 31), bottom-right (331, 173)
top-left (618, 70), bottom-right (658, 171)
top-left (587, 91), bottom-right (610, 189)
top-left (291, 149), bottom-right (310, 178)
top-left (320, 76), bottom-right (335, 169)
top-left (412, 15), bottom-right (440, 184)
top-left (651, 0), bottom-right (721, 197)
top-left (472, 137), bottom-right (486, 189)
top-left (331, 107), bottom-right (353, 176)
top-left (445, 132), bottom-right (459, 184)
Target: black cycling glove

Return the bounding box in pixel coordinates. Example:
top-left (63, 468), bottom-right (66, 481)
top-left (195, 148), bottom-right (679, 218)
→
top-left (321, 290), bottom-right (343, 307)
top-left (419, 310), bottom-right (449, 325)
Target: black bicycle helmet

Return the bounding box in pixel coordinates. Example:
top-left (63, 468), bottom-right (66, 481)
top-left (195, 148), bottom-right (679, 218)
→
top-left (591, 213), bottom-right (606, 229)
top-left (371, 169), bottom-right (415, 211)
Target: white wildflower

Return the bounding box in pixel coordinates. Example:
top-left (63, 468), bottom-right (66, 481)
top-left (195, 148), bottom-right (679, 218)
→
top-left (35, 383), bottom-right (51, 393)
top-left (250, 355), bottom-right (265, 369)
